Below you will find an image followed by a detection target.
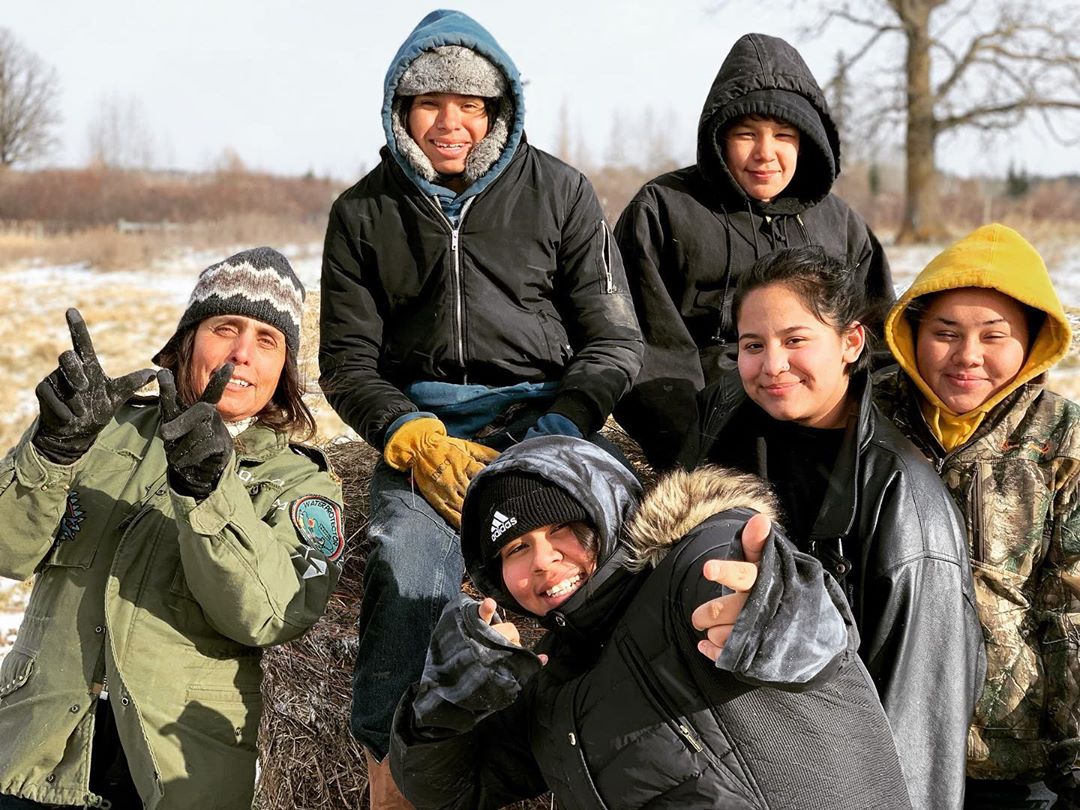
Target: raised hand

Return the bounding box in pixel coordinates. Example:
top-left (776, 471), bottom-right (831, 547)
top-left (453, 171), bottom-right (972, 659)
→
top-left (478, 597), bottom-right (548, 665)
top-left (33, 308), bottom-right (155, 464)
top-left (690, 513), bottom-right (771, 662)
top-left (157, 363), bottom-right (235, 499)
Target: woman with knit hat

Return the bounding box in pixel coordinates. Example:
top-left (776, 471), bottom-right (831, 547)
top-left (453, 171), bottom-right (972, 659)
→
top-left (318, 11), bottom-right (642, 804)
top-left (0, 248), bottom-right (343, 809)
top-left (876, 223), bottom-right (1080, 808)
top-left (389, 436), bottom-right (911, 809)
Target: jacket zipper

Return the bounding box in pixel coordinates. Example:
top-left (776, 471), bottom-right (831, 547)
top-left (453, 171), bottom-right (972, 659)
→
top-left (428, 195), bottom-right (475, 383)
top-left (618, 636), bottom-right (705, 754)
top-left (969, 465), bottom-right (984, 563)
top-left (600, 221), bottom-right (615, 293)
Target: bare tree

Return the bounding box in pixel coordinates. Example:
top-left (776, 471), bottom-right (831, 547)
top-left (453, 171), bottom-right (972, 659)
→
top-left (814, 0), bottom-right (1080, 242)
top-left (86, 93), bottom-right (155, 168)
top-left (0, 27), bottom-right (61, 167)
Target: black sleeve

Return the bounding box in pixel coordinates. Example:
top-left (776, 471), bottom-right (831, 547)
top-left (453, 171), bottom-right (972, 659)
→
top-left (859, 476), bottom-right (985, 810)
top-left (389, 598), bottom-right (548, 809)
top-left (845, 209), bottom-right (894, 349)
top-left (547, 174), bottom-right (644, 436)
top-left (611, 197), bottom-right (705, 469)
top-left (674, 516), bottom-right (852, 691)
top-left (317, 199), bottom-right (417, 448)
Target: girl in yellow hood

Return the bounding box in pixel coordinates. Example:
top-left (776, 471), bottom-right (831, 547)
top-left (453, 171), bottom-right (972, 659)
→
top-left (878, 223), bottom-right (1080, 807)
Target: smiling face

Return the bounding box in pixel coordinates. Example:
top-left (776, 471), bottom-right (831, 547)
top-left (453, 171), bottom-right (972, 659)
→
top-left (914, 288), bottom-right (1030, 414)
top-left (406, 92), bottom-right (489, 188)
top-left (499, 522), bottom-right (598, 616)
top-left (737, 283), bottom-right (865, 428)
top-left (189, 315), bottom-right (286, 422)
top-left (723, 115), bottom-right (800, 202)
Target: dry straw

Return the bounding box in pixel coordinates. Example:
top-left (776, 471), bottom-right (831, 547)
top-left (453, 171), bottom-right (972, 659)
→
top-left (254, 425), bottom-right (651, 809)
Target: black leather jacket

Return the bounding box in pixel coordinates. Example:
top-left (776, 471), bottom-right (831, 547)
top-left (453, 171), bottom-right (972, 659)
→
top-left (682, 372), bottom-right (987, 810)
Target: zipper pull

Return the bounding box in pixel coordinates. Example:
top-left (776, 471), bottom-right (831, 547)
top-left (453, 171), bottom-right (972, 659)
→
top-left (451, 229), bottom-right (459, 251)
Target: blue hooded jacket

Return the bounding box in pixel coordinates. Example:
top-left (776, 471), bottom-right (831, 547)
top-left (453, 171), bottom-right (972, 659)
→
top-left (381, 9), bottom-right (526, 221)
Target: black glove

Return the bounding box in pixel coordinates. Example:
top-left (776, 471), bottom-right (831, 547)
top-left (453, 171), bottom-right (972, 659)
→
top-left (157, 364), bottom-right (234, 499)
top-left (412, 596), bottom-right (543, 735)
top-left (33, 308), bottom-right (155, 465)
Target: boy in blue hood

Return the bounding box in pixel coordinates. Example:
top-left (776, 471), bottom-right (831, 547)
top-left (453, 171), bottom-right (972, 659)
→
top-left (317, 10), bottom-right (643, 805)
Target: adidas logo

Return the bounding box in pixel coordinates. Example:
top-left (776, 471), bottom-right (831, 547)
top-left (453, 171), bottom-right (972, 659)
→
top-left (490, 510), bottom-right (518, 542)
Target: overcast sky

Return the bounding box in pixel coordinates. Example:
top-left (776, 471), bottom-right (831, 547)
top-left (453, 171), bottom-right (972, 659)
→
top-left (5, 0), bottom-right (1077, 181)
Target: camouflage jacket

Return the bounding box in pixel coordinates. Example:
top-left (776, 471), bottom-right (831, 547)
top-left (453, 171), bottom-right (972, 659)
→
top-left (876, 370), bottom-right (1080, 785)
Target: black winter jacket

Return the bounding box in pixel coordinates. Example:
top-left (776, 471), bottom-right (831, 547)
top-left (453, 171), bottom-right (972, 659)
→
top-left (390, 439), bottom-right (911, 809)
top-left (613, 33), bottom-right (892, 468)
top-left (682, 372), bottom-right (986, 810)
top-left (319, 143), bottom-right (643, 448)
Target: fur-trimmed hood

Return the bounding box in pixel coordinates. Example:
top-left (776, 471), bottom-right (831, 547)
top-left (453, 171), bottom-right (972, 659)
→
top-left (626, 465), bottom-right (779, 570)
top-left (461, 438), bottom-right (779, 629)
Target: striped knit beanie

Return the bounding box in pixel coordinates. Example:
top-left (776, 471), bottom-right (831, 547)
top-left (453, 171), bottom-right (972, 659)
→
top-left (154, 247), bottom-right (304, 362)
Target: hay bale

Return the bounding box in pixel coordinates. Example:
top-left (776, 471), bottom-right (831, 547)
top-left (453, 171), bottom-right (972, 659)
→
top-left (256, 425), bottom-right (651, 809)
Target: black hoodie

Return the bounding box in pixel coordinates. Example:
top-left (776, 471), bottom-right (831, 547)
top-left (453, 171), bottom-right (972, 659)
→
top-left (613, 33), bottom-right (892, 469)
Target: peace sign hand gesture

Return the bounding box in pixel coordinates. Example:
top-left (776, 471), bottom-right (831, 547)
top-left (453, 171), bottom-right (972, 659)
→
top-left (33, 308), bottom-right (155, 464)
top-left (157, 363), bottom-right (235, 499)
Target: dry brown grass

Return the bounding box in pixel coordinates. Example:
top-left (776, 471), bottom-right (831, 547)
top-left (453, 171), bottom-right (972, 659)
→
top-left (0, 215), bottom-right (325, 272)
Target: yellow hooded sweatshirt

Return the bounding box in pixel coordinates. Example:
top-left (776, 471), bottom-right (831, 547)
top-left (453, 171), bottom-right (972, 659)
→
top-left (884, 223), bottom-right (1073, 452)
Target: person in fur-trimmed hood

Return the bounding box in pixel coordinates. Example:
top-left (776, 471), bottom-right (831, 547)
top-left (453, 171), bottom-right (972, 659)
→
top-left (318, 9), bottom-right (642, 805)
top-left (876, 223), bottom-right (1080, 807)
top-left (389, 437), bottom-right (911, 809)
top-left (613, 33), bottom-right (893, 469)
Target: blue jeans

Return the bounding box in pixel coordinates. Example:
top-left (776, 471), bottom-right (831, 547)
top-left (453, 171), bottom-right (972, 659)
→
top-left (350, 420), bottom-right (633, 759)
top-left (350, 460), bottom-right (465, 759)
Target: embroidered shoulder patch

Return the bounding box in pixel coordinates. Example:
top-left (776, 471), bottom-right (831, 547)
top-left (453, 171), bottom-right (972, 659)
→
top-left (57, 490), bottom-right (85, 543)
top-left (290, 496), bottom-right (345, 561)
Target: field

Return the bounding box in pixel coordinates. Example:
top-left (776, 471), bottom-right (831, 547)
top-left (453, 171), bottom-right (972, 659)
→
top-left (1, 232), bottom-right (1078, 648)
top-left (0, 231), bottom-right (1076, 807)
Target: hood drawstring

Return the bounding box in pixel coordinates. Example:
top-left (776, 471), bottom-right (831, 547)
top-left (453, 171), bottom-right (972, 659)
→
top-left (795, 213), bottom-right (811, 245)
top-left (747, 200), bottom-right (762, 258)
top-left (711, 206), bottom-right (736, 345)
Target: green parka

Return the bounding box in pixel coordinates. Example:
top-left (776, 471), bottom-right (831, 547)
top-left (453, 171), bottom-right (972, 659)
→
top-left (0, 399), bottom-right (344, 809)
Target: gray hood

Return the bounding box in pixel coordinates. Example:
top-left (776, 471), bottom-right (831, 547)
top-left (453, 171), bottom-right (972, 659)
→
top-left (460, 437), bottom-right (641, 616)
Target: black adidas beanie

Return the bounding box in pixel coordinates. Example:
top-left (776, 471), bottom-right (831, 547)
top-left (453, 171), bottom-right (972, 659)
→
top-left (471, 471), bottom-right (589, 563)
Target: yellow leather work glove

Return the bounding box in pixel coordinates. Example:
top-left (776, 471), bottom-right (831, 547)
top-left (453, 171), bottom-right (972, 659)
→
top-left (384, 417), bottom-right (499, 529)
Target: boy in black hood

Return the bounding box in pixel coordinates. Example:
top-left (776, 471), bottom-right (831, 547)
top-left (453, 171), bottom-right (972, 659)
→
top-left (613, 33), bottom-right (893, 469)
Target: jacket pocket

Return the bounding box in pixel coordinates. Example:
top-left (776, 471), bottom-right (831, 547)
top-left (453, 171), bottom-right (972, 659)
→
top-left (0, 648), bottom-right (35, 702)
top-left (617, 634), bottom-right (708, 757)
top-left (42, 448), bottom-right (137, 570)
top-left (536, 310), bottom-right (574, 366)
top-left (968, 560), bottom-right (1043, 742)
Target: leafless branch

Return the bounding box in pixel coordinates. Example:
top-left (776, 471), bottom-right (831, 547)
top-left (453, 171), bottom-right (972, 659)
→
top-left (0, 27), bottom-right (61, 167)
